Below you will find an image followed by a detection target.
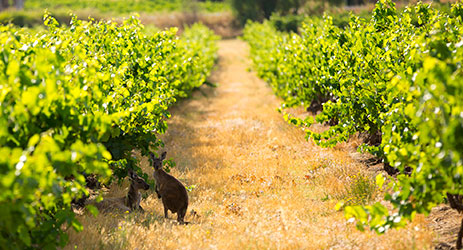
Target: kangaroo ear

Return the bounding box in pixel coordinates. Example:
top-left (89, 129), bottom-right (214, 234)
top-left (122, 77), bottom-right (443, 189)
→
top-left (128, 169), bottom-right (135, 179)
top-left (161, 151), bottom-right (167, 160)
top-left (149, 152), bottom-right (155, 161)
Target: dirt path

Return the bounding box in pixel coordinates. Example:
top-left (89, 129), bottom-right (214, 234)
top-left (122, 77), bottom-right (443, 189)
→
top-left (68, 40), bottom-right (434, 249)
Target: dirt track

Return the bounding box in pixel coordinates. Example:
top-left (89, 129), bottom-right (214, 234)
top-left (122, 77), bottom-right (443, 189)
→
top-left (68, 40), bottom-right (449, 249)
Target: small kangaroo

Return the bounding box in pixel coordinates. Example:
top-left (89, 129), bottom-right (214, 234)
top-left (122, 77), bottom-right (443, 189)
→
top-left (150, 151), bottom-right (189, 224)
top-left (94, 169), bottom-right (150, 213)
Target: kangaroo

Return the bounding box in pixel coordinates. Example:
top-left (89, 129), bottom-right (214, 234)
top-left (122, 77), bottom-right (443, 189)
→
top-left (150, 151), bottom-right (189, 224)
top-left (94, 169), bottom-right (150, 213)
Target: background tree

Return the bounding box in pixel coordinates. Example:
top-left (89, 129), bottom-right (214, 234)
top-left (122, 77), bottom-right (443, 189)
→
top-left (230, 0), bottom-right (308, 25)
top-left (0, 0), bottom-right (24, 10)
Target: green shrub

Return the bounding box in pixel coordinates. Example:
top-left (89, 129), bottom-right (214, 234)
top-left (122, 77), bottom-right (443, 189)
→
top-left (270, 14), bottom-right (305, 33)
top-left (0, 11), bottom-right (41, 27)
top-left (0, 15), bottom-right (218, 248)
top-left (244, 0), bottom-right (463, 243)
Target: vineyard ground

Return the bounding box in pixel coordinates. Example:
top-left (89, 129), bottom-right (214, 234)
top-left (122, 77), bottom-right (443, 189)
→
top-left (67, 39), bottom-right (457, 249)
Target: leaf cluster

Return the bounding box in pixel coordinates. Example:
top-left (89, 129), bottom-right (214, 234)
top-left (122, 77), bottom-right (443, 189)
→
top-left (0, 16), bottom-right (218, 248)
top-left (244, 0), bottom-right (463, 235)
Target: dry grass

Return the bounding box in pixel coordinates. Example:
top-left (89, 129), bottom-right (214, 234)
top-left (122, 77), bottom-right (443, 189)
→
top-left (66, 40), bottom-right (434, 250)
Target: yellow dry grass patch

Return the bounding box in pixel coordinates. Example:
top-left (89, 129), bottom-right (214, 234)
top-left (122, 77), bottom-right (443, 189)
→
top-left (66, 40), bottom-right (434, 249)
